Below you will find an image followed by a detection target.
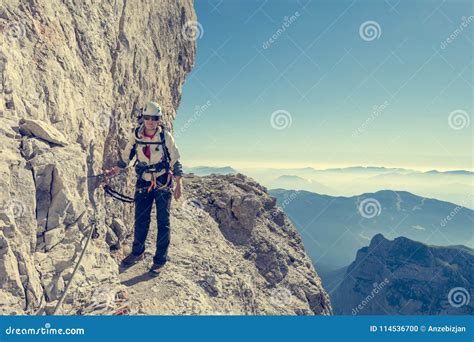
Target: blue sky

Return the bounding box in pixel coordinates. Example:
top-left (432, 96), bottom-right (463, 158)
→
top-left (174, 0), bottom-right (473, 171)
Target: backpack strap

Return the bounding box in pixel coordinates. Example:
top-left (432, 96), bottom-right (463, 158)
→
top-left (133, 124), bottom-right (171, 170)
top-left (159, 126), bottom-right (171, 165)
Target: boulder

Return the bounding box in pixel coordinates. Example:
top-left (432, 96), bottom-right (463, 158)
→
top-left (19, 119), bottom-right (68, 146)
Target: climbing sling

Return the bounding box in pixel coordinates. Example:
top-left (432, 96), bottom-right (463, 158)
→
top-left (103, 184), bottom-right (135, 203)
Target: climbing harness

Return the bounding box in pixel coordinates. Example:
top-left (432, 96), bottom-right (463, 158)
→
top-left (134, 161), bottom-right (173, 193)
top-left (146, 172), bottom-right (172, 192)
top-left (131, 123), bottom-right (174, 193)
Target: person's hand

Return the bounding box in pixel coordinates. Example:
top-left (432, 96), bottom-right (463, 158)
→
top-left (104, 166), bottom-right (120, 177)
top-left (173, 176), bottom-right (182, 200)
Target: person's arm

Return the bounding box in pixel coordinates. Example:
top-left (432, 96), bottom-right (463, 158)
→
top-left (164, 131), bottom-right (183, 178)
top-left (165, 131), bottom-right (183, 200)
top-left (117, 130), bottom-right (136, 169)
top-left (106, 130), bottom-right (135, 176)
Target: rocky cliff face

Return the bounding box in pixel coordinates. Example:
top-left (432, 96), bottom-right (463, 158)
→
top-left (0, 1), bottom-right (331, 315)
top-left (332, 234), bottom-right (473, 315)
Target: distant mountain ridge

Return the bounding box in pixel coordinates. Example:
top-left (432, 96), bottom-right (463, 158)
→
top-left (187, 164), bottom-right (473, 175)
top-left (183, 165), bottom-right (238, 176)
top-left (182, 165), bottom-right (474, 211)
top-left (269, 188), bottom-right (474, 268)
top-left (277, 175), bottom-right (309, 181)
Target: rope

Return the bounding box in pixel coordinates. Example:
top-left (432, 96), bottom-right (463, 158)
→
top-left (51, 220), bottom-right (96, 315)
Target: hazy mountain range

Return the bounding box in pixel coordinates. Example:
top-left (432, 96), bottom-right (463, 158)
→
top-left (183, 165), bottom-right (473, 209)
top-left (183, 165), bottom-right (238, 176)
top-left (269, 188), bottom-right (473, 268)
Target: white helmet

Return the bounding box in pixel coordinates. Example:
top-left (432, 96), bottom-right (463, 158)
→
top-left (143, 101), bottom-right (162, 117)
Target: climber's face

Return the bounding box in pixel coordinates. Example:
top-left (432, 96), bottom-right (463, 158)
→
top-left (144, 116), bottom-right (159, 130)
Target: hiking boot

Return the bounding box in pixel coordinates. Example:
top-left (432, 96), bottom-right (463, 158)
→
top-left (120, 252), bottom-right (144, 267)
top-left (149, 262), bottom-right (167, 274)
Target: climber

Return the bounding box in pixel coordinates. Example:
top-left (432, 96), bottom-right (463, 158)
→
top-left (106, 101), bottom-right (183, 274)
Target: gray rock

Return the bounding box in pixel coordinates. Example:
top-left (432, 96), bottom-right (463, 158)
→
top-left (0, 232), bottom-right (24, 300)
top-left (0, 0), bottom-right (197, 314)
top-left (123, 173), bottom-right (332, 315)
top-left (14, 251), bottom-right (44, 309)
top-left (44, 226), bottom-right (66, 251)
top-left (111, 218), bottom-right (127, 240)
top-left (44, 274), bottom-right (65, 301)
top-left (231, 195), bottom-right (260, 229)
top-left (201, 273), bottom-right (222, 296)
top-left (30, 144), bottom-right (87, 235)
top-left (0, 118), bottom-right (20, 139)
top-left (47, 244), bottom-right (76, 273)
top-left (332, 234), bottom-right (474, 315)
top-left (19, 119), bottom-right (68, 146)
top-left (105, 226), bottom-right (119, 247)
top-left (21, 138), bottom-right (51, 160)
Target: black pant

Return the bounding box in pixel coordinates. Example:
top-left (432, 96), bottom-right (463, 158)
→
top-left (132, 176), bottom-right (172, 265)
